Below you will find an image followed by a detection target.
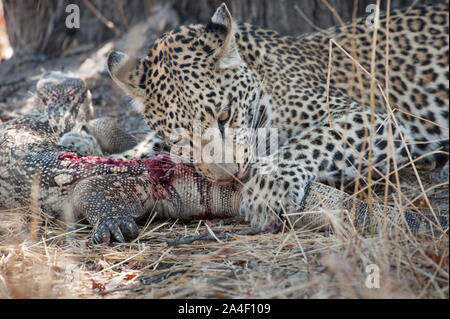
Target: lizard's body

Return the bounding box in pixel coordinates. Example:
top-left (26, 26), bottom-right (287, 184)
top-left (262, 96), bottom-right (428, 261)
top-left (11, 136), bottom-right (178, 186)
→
top-left (0, 73), bottom-right (239, 243)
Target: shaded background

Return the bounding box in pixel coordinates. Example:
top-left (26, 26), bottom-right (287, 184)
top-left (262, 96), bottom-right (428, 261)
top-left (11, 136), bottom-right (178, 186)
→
top-left (1, 0), bottom-right (446, 57)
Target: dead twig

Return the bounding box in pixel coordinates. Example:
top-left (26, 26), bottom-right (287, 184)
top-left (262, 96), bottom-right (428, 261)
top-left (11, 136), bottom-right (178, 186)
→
top-left (140, 270), bottom-right (187, 285)
top-left (83, 0), bottom-right (118, 34)
top-left (116, 0), bottom-right (129, 30)
top-left (162, 228), bottom-right (262, 246)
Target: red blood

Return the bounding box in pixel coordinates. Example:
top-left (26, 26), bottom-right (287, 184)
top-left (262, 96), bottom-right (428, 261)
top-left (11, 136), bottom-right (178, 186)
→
top-left (59, 152), bottom-right (139, 168)
top-left (143, 155), bottom-right (177, 200)
top-left (143, 155), bottom-right (175, 183)
top-left (59, 153), bottom-right (177, 200)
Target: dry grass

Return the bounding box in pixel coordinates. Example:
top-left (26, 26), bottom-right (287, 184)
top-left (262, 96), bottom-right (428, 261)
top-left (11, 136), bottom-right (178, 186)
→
top-left (0, 164), bottom-right (447, 299)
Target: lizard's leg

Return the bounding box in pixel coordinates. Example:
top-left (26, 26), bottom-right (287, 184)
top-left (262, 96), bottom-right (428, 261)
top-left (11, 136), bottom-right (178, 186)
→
top-left (240, 108), bottom-right (413, 232)
top-left (71, 174), bottom-right (155, 244)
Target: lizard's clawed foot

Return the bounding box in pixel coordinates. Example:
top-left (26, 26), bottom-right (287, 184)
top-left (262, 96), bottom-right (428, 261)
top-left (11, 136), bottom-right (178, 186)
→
top-left (92, 216), bottom-right (139, 244)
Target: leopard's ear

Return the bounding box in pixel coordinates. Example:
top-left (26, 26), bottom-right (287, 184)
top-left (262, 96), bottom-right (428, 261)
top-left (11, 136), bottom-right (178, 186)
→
top-left (107, 51), bottom-right (147, 98)
top-left (210, 3), bottom-right (243, 69)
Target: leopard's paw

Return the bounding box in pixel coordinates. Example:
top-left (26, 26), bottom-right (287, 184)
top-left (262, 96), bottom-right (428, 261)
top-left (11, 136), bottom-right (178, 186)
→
top-left (239, 172), bottom-right (307, 233)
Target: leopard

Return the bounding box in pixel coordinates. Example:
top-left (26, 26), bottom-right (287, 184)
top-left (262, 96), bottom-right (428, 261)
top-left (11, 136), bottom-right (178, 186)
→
top-left (106, 2), bottom-right (449, 233)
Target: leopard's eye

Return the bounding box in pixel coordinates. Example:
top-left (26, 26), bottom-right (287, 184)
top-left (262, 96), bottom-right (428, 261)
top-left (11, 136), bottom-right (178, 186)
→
top-left (218, 110), bottom-right (231, 124)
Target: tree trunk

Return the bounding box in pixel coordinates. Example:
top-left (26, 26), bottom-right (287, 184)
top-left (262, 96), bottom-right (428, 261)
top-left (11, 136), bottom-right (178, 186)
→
top-left (2, 0), bottom-right (152, 56)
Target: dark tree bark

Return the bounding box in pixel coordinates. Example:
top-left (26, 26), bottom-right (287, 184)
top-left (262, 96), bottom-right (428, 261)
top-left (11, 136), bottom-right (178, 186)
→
top-left (2, 0), bottom-right (152, 56)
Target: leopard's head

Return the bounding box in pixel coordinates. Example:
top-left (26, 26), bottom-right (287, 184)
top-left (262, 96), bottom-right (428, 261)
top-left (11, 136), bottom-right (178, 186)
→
top-left (108, 4), bottom-right (266, 185)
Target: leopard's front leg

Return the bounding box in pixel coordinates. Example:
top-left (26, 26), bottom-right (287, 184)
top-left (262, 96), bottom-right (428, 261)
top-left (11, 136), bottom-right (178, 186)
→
top-left (240, 110), bottom-right (412, 232)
